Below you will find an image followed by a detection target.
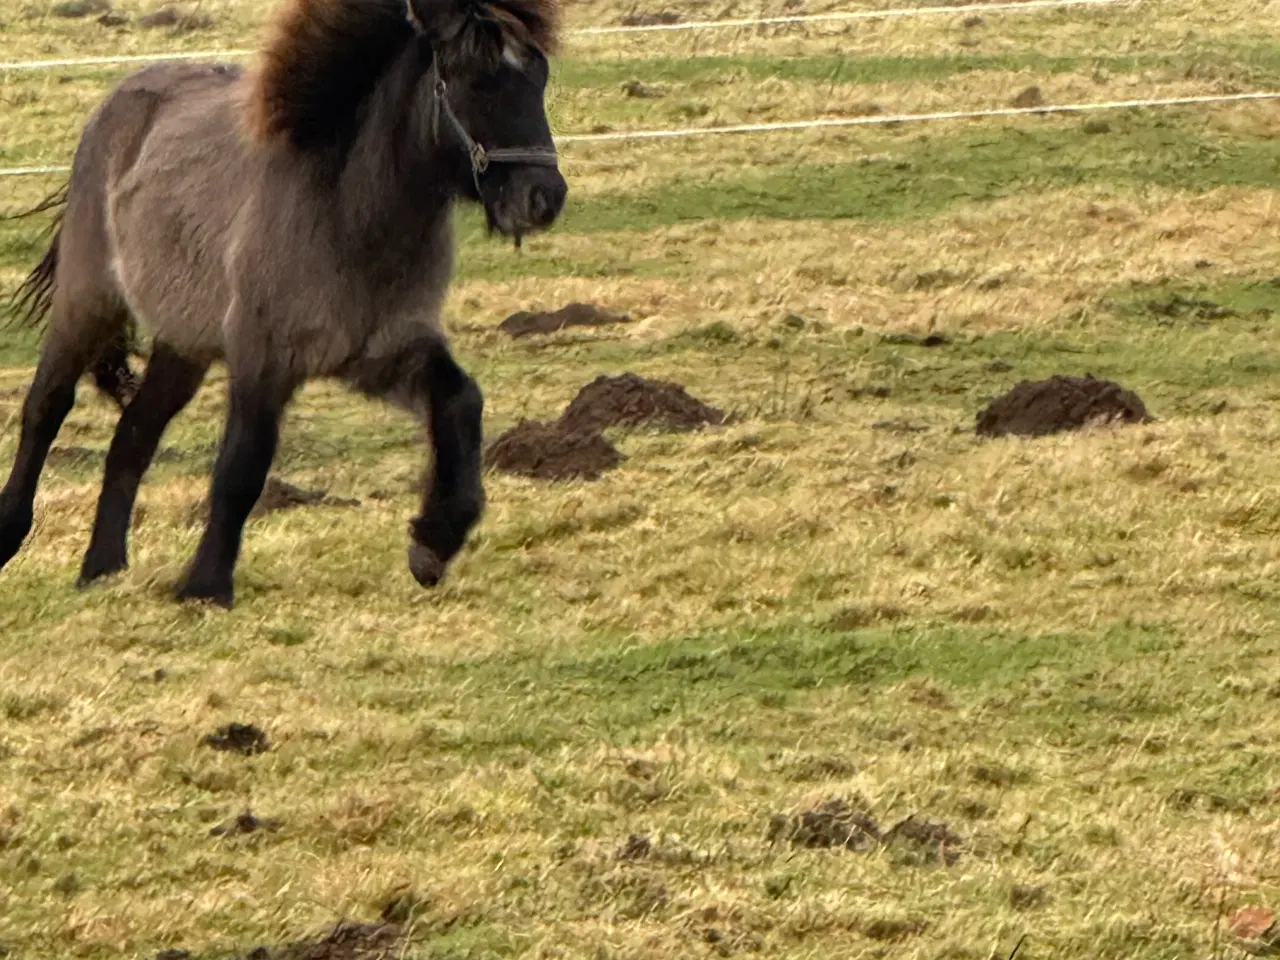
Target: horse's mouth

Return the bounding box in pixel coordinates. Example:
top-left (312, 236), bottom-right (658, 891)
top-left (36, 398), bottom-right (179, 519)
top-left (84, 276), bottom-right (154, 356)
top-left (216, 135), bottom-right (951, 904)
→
top-left (483, 204), bottom-right (542, 248)
top-left (481, 175), bottom-right (565, 246)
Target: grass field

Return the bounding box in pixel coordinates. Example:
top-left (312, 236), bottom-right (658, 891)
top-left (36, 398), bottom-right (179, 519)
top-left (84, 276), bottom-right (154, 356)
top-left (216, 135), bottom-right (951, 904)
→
top-left (2, 0), bottom-right (1280, 957)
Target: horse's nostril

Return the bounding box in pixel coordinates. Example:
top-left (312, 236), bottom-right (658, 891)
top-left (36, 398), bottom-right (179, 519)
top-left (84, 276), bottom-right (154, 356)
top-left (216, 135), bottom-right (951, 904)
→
top-left (530, 181), bottom-right (566, 227)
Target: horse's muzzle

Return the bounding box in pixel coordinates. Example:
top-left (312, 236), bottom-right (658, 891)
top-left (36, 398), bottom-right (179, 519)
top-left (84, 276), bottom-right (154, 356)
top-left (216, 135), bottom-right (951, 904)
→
top-left (486, 166), bottom-right (567, 239)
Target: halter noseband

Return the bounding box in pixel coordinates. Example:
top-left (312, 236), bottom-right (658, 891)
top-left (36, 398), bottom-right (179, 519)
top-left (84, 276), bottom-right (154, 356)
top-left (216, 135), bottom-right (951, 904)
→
top-left (430, 57), bottom-right (559, 192)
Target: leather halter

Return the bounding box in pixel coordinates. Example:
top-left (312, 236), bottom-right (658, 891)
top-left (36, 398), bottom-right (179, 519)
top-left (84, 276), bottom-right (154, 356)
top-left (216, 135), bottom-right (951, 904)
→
top-left (429, 56), bottom-right (559, 192)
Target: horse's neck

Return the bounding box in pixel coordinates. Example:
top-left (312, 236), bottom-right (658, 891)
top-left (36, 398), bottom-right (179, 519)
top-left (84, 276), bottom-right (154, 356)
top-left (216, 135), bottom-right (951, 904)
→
top-left (334, 42), bottom-right (455, 260)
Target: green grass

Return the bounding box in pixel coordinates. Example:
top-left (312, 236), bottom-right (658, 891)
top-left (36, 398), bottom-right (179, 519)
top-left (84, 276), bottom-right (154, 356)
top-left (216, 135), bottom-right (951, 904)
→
top-left (550, 117), bottom-right (1280, 232)
top-left (3, 2), bottom-right (1280, 957)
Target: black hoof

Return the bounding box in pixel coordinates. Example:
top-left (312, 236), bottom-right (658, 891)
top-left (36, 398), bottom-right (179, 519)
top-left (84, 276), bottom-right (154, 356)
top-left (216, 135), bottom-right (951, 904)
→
top-left (0, 507), bottom-right (34, 571)
top-left (77, 553), bottom-right (127, 589)
top-left (174, 574), bottom-right (234, 609)
top-left (409, 540), bottom-right (446, 587)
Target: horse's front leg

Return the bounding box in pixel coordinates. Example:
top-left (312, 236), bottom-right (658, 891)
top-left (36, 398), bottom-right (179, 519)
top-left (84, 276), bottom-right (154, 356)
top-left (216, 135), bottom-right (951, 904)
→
top-left (350, 335), bottom-right (485, 587)
top-left (175, 369), bottom-right (296, 607)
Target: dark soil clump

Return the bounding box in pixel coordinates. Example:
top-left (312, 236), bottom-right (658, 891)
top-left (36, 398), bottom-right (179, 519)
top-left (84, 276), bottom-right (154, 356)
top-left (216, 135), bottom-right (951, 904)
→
top-left (1010, 883), bottom-right (1049, 910)
top-left (883, 815), bottom-right (964, 866)
top-left (192, 478), bottom-right (360, 523)
top-left (203, 723), bottom-right (270, 756)
top-left (235, 922), bottom-right (402, 960)
top-left (46, 446), bottom-right (102, 468)
top-left (864, 917), bottom-right (928, 942)
top-left (768, 799), bottom-right (965, 865)
top-left (619, 9), bottom-right (681, 25)
top-left (139, 6), bottom-right (215, 30)
top-left (559, 373), bottom-right (725, 434)
top-left (499, 302), bottom-right (631, 339)
top-left (52, 0), bottom-right (109, 17)
top-left (768, 797), bottom-right (882, 852)
top-left (210, 811), bottom-right (282, 837)
top-left (252, 477), bottom-right (361, 517)
top-left (485, 420), bottom-right (623, 481)
top-left (976, 374), bottom-right (1152, 438)
top-left (617, 834), bottom-right (652, 860)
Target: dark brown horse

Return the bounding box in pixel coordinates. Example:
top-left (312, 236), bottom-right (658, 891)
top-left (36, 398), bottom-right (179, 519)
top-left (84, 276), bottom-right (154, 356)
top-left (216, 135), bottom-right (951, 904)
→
top-left (0, 0), bottom-right (567, 607)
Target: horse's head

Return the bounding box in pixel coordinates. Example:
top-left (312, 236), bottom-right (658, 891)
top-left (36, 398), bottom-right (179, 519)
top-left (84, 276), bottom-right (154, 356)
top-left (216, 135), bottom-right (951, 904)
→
top-left (408, 0), bottom-right (566, 241)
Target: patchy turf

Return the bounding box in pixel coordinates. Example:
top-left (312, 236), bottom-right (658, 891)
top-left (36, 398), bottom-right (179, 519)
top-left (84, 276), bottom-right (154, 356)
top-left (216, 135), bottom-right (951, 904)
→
top-left (1, 1), bottom-right (1279, 958)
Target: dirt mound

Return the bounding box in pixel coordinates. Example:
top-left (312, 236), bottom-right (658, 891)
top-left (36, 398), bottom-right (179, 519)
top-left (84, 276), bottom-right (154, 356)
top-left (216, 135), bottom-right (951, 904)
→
top-left (559, 373), bottom-right (725, 434)
top-left (767, 797), bottom-right (881, 852)
top-left (202, 723), bottom-right (270, 756)
top-left (882, 814), bottom-right (964, 866)
top-left (767, 798), bottom-right (964, 865)
top-left (484, 373), bottom-right (721, 482)
top-left (485, 420), bottom-right (623, 481)
top-left (976, 374), bottom-right (1152, 438)
top-left (236, 922), bottom-right (402, 960)
top-left (499, 302), bottom-right (631, 339)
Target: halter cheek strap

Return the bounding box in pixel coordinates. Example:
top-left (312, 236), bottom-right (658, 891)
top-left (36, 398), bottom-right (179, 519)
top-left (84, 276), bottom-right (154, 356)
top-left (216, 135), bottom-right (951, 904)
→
top-left (429, 57), bottom-right (559, 192)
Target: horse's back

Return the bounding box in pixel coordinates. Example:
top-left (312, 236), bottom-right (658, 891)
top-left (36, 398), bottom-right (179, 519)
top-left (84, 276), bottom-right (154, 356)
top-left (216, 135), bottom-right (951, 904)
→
top-left (72, 62), bottom-right (253, 360)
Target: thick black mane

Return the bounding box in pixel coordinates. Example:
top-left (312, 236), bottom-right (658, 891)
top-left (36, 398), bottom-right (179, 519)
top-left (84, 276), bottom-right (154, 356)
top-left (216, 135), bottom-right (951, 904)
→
top-left (247, 0), bottom-right (416, 150)
top-left (247, 0), bottom-right (561, 152)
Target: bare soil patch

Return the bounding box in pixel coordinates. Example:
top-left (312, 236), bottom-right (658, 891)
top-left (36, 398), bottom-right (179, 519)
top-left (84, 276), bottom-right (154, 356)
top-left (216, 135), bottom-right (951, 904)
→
top-left (234, 922), bottom-right (402, 960)
top-left (767, 797), bottom-right (881, 852)
top-left (190, 478), bottom-right (360, 524)
top-left (618, 10), bottom-right (681, 25)
top-left (768, 798), bottom-right (965, 865)
top-left (976, 374), bottom-right (1152, 438)
top-left (485, 420), bottom-right (623, 481)
top-left (559, 373), bottom-right (726, 434)
top-left (253, 478), bottom-right (361, 517)
top-left (883, 814), bottom-right (965, 866)
top-left (498, 302), bottom-right (631, 339)
top-left (51, 0), bottom-right (108, 17)
top-left (210, 811), bottom-right (282, 837)
top-left (138, 5), bottom-right (215, 30)
top-left (45, 446), bottom-right (102, 468)
top-left (202, 723), bottom-right (270, 756)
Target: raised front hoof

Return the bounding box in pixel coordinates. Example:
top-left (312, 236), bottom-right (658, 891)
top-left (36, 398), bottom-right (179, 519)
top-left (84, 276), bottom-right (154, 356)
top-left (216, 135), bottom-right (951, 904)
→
top-left (174, 573), bottom-right (235, 609)
top-left (409, 540), bottom-right (447, 588)
top-left (76, 557), bottom-right (128, 590)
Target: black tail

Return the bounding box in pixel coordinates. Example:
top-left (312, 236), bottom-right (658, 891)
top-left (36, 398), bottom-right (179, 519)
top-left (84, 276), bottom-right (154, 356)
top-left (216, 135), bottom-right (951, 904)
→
top-left (5, 187), bottom-right (141, 409)
top-left (6, 184), bottom-right (68, 331)
top-left (12, 230), bottom-right (61, 330)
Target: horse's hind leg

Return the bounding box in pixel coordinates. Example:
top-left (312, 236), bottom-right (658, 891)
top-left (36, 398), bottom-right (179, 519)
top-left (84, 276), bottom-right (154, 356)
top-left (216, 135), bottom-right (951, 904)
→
top-left (0, 322), bottom-right (111, 570)
top-left (348, 335), bottom-right (485, 587)
top-left (78, 342), bottom-right (209, 587)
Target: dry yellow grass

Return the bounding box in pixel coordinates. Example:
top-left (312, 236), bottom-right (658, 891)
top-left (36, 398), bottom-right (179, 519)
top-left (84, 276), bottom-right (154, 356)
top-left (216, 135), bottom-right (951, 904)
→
top-left (1, 0), bottom-right (1279, 957)
top-left (446, 186), bottom-right (1280, 337)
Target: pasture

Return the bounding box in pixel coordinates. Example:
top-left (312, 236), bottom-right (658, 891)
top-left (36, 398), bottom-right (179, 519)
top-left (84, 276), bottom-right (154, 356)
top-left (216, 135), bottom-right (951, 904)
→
top-left (1, 0), bottom-right (1279, 956)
